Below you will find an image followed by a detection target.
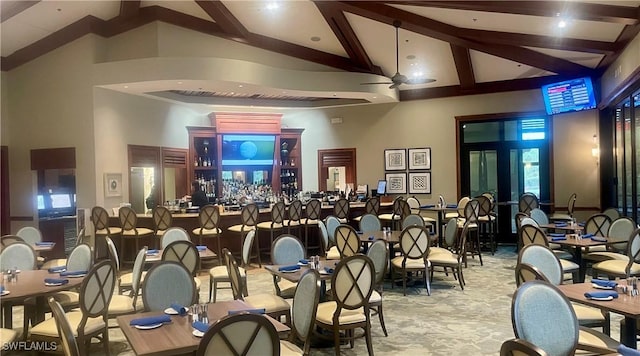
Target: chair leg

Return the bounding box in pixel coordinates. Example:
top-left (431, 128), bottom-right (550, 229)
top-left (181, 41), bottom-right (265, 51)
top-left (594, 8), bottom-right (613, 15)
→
top-left (457, 268), bottom-right (465, 290)
top-left (425, 268), bottom-right (431, 296)
top-left (254, 232), bottom-right (262, 268)
top-left (216, 235), bottom-right (223, 266)
top-left (377, 304), bottom-right (388, 337)
top-left (209, 278), bottom-right (214, 303)
top-left (103, 327), bottom-right (111, 356)
top-left (334, 327), bottom-right (341, 355)
top-left (402, 270), bottom-right (407, 296)
top-left (365, 322), bottom-right (374, 356)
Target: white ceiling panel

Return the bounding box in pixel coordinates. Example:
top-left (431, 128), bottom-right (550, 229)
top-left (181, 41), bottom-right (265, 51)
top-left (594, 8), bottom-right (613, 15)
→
top-left (222, 0), bottom-right (347, 57)
top-left (393, 4), bottom-right (625, 42)
top-left (142, 1), bottom-right (213, 22)
top-left (525, 47), bottom-right (604, 69)
top-left (471, 50), bottom-right (554, 83)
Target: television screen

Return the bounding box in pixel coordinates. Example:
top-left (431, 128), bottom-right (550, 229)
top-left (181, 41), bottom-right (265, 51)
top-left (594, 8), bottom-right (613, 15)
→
top-left (50, 194), bottom-right (72, 209)
top-left (222, 134), bottom-right (276, 166)
top-left (541, 77), bottom-right (597, 115)
top-left (377, 180), bottom-right (387, 195)
top-left (37, 195), bottom-right (45, 210)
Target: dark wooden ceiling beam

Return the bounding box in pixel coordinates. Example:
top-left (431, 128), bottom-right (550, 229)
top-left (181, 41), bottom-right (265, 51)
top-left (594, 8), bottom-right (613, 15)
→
top-left (405, 1), bottom-right (639, 25)
top-left (450, 44), bottom-right (475, 89)
top-left (195, 0), bottom-right (248, 39)
top-left (1, 1), bottom-right (40, 23)
top-left (338, 1), bottom-right (592, 77)
top-left (119, 0), bottom-right (140, 19)
top-left (597, 23), bottom-right (640, 70)
top-left (457, 29), bottom-right (616, 55)
top-left (314, 1), bottom-right (382, 75)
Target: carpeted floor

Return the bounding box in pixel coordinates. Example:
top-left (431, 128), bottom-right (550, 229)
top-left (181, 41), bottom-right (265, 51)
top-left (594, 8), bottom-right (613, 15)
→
top-left (4, 246), bottom-right (624, 355)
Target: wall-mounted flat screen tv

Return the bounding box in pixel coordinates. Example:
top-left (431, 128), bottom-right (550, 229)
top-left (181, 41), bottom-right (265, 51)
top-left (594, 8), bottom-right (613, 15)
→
top-left (221, 134), bottom-right (276, 166)
top-left (541, 77), bottom-right (597, 115)
top-left (377, 180), bottom-right (387, 195)
top-left (50, 193), bottom-right (73, 209)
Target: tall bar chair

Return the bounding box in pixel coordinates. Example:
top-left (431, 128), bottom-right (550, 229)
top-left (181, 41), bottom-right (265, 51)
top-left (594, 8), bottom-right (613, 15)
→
top-left (91, 206), bottom-right (122, 262)
top-left (353, 197), bottom-right (380, 223)
top-left (192, 205), bottom-right (222, 265)
top-left (333, 198), bottom-right (350, 224)
top-left (151, 206), bottom-right (172, 250)
top-left (228, 203), bottom-right (260, 267)
top-left (256, 201), bottom-right (285, 261)
top-left (118, 206), bottom-right (154, 265)
top-left (283, 199), bottom-right (303, 236)
top-left (303, 199), bottom-right (322, 255)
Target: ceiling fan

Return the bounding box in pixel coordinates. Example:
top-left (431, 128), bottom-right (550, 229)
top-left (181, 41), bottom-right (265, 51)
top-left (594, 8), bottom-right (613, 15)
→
top-left (362, 20), bottom-right (436, 89)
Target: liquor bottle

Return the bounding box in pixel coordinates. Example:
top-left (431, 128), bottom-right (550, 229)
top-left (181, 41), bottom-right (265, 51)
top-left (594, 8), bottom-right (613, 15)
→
top-left (194, 155), bottom-right (199, 167)
top-left (198, 156), bottom-right (203, 166)
top-left (207, 157), bottom-right (212, 166)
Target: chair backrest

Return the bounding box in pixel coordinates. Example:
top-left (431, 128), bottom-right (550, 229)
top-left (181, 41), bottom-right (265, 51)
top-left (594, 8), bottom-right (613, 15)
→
top-left (625, 228), bottom-right (640, 268)
top-left (161, 227), bottom-right (191, 249)
top-left (197, 205), bottom-right (220, 231)
top-left (518, 193), bottom-right (539, 214)
top-left (608, 217), bottom-right (636, 252)
top-left (517, 244), bottom-right (562, 285)
top-left (224, 249), bottom-right (245, 300)
top-left (500, 339), bottom-right (549, 356)
top-left (0, 241), bottom-right (36, 270)
top-left (305, 199), bottom-right (322, 221)
top-left (333, 198), bottom-right (350, 220)
top-left (79, 260), bottom-right (116, 319)
top-left (529, 208), bottom-right (548, 226)
top-left (66, 243), bottom-right (93, 272)
top-left (566, 193), bottom-right (577, 215)
top-left (268, 201), bottom-right (286, 225)
top-left (463, 198), bottom-right (480, 222)
top-left (152, 206), bottom-right (173, 232)
top-left (240, 203), bottom-right (259, 228)
top-left (602, 207), bottom-right (621, 221)
top-left (438, 195), bottom-right (446, 207)
top-left (75, 228), bottom-right (86, 247)
top-left (16, 226), bottom-right (42, 244)
top-left (142, 261), bottom-right (196, 311)
top-left (48, 297), bottom-right (80, 356)
top-left (442, 218), bottom-right (459, 249)
top-left (130, 247), bottom-right (147, 301)
top-left (335, 224), bottom-right (360, 258)
top-left (398, 225), bottom-right (431, 260)
top-left (360, 214), bottom-right (382, 232)
top-left (325, 216), bottom-right (341, 246)
top-left (242, 230), bottom-right (256, 266)
top-left (317, 220), bottom-right (329, 253)
top-left (287, 200), bottom-right (303, 225)
top-left (515, 263), bottom-right (549, 287)
top-left (366, 239), bottom-right (388, 285)
top-left (271, 234), bottom-right (305, 265)
top-left (406, 196), bottom-right (420, 213)
top-left (511, 280), bottom-right (579, 356)
top-left (196, 313), bottom-right (280, 356)
top-left (364, 197), bottom-right (380, 215)
top-left (332, 254), bottom-right (375, 310)
top-left (584, 213), bottom-right (611, 237)
top-left (520, 217), bottom-right (538, 228)
top-left (290, 269), bottom-right (321, 353)
top-left (519, 225), bottom-right (549, 248)
top-left (91, 206), bottom-right (110, 232)
top-left (401, 214), bottom-right (425, 230)
top-left (514, 212), bottom-right (529, 232)
top-left (118, 206), bottom-right (139, 232)
top-left (391, 196), bottom-right (405, 218)
top-left (476, 195), bottom-right (492, 219)
top-left (0, 234), bottom-right (24, 249)
top-left (162, 240), bottom-right (200, 276)
top-left (399, 199), bottom-right (412, 220)
top-left (456, 196), bottom-right (471, 216)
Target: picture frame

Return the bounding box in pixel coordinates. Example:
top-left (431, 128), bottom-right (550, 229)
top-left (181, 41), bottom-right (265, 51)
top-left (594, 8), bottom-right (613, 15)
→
top-left (385, 172), bottom-right (407, 194)
top-left (384, 149), bottom-right (407, 171)
top-left (409, 172), bottom-right (432, 194)
top-left (408, 147), bottom-right (431, 170)
top-left (104, 173), bottom-right (122, 197)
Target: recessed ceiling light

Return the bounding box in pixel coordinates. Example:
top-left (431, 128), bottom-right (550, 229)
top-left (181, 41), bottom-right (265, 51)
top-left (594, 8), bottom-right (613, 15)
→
top-left (310, 36), bottom-right (321, 42)
top-left (373, 96), bottom-right (377, 99)
top-left (238, 84), bottom-right (243, 88)
top-left (558, 20), bottom-right (567, 28)
top-left (124, 85), bottom-right (129, 89)
top-left (266, 2), bottom-right (279, 10)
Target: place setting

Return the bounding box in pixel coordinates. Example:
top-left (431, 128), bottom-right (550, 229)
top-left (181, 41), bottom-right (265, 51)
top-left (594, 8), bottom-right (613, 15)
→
top-left (584, 279), bottom-right (620, 301)
top-left (44, 277), bottom-right (69, 287)
top-left (129, 314), bottom-right (172, 330)
top-left (0, 285), bottom-right (10, 296)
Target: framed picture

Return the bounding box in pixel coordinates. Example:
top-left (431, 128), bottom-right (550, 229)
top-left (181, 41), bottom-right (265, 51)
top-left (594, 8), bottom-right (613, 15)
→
top-left (385, 173), bottom-right (407, 194)
top-left (408, 148), bottom-right (431, 170)
top-left (409, 172), bottom-right (432, 194)
top-left (104, 173), bottom-right (122, 197)
top-left (384, 149), bottom-right (406, 171)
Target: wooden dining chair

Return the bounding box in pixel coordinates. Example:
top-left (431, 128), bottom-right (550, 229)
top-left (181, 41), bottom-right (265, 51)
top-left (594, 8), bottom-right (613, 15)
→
top-left (91, 206), bottom-right (122, 262)
top-left (270, 235), bottom-right (305, 298)
top-left (142, 261), bottom-right (196, 312)
top-left (500, 339), bottom-right (548, 356)
top-left (208, 230), bottom-right (253, 303)
top-left (283, 199), bottom-right (304, 236)
top-left (280, 269), bottom-right (321, 356)
top-left (108, 247), bottom-right (146, 318)
top-left (228, 203), bottom-right (260, 267)
top-left (191, 205), bottom-right (222, 263)
top-left (48, 298), bottom-right (80, 356)
top-left (303, 198), bottom-right (322, 255)
top-left (162, 240), bottom-right (202, 300)
top-left (256, 201), bottom-right (286, 260)
top-left (196, 313), bottom-right (280, 356)
top-left (335, 224), bottom-right (361, 258)
top-left (391, 225), bottom-right (432, 296)
top-left (152, 206), bottom-right (173, 249)
top-left (333, 198), bottom-right (350, 224)
top-left (118, 206), bottom-right (154, 264)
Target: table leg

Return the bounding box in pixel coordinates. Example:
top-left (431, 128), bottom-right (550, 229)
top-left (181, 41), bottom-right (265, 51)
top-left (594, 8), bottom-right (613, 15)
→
top-left (622, 316), bottom-right (638, 348)
top-left (574, 246), bottom-right (586, 283)
top-left (437, 211), bottom-right (444, 247)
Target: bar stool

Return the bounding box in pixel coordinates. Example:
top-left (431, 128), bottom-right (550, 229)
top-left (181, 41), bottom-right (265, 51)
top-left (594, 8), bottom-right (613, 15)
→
top-left (227, 203), bottom-right (260, 267)
top-left (458, 198), bottom-right (482, 266)
top-left (152, 206), bottom-right (172, 250)
top-left (256, 201), bottom-right (285, 261)
top-left (91, 206), bottom-right (122, 262)
top-left (283, 199), bottom-right (303, 236)
top-left (333, 198), bottom-right (350, 224)
top-left (303, 199), bottom-right (322, 255)
top-left (192, 205), bottom-right (222, 265)
top-left (353, 197), bottom-right (380, 223)
top-left (118, 206), bottom-right (153, 264)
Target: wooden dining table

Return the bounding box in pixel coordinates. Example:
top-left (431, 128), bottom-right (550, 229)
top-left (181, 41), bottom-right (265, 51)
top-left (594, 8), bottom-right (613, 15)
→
top-left (144, 247), bottom-right (217, 263)
top-left (545, 234), bottom-right (611, 282)
top-left (1, 269), bottom-right (85, 327)
top-left (117, 300), bottom-right (289, 356)
top-left (419, 205), bottom-right (458, 244)
top-left (558, 282), bottom-right (640, 348)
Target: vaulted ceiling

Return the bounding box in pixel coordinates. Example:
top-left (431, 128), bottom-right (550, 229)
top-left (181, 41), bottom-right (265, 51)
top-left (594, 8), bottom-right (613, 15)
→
top-left (2, 0), bottom-right (639, 105)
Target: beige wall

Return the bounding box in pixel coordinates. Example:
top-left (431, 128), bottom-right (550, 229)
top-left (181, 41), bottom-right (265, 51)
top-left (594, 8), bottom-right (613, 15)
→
top-left (601, 32), bottom-right (640, 100)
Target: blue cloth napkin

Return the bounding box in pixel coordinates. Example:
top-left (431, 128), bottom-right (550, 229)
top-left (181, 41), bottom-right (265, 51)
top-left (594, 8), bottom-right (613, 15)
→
top-left (581, 233), bottom-right (594, 238)
top-left (196, 245), bottom-right (207, 252)
top-left (228, 308), bottom-right (266, 315)
top-left (356, 231), bottom-right (363, 234)
top-left (618, 344), bottom-right (640, 356)
top-left (170, 303), bottom-right (187, 316)
top-left (59, 270), bottom-right (87, 277)
top-left (44, 278), bottom-right (69, 285)
top-left (592, 279), bottom-right (618, 288)
top-left (591, 236), bottom-right (608, 242)
top-left (278, 265), bottom-right (300, 272)
top-left (324, 267), bottom-right (334, 274)
top-left (584, 291), bottom-right (619, 299)
top-left (578, 222), bottom-right (586, 227)
top-left (146, 249), bottom-right (159, 255)
top-left (420, 204), bottom-right (435, 208)
top-left (446, 204), bottom-right (457, 208)
top-left (35, 242), bottom-right (54, 246)
top-left (47, 266), bottom-right (66, 273)
top-left (130, 314), bottom-right (171, 326)
top-left (551, 236), bottom-right (567, 241)
top-left (549, 233), bottom-right (565, 237)
top-left (192, 321), bottom-right (210, 333)
top-left (299, 259), bottom-right (309, 265)
top-left (555, 223), bottom-right (568, 227)
top-left (368, 236), bottom-right (374, 240)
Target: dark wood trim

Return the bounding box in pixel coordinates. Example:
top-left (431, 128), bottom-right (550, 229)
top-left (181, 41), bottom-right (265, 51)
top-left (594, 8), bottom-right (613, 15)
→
top-left (119, 0), bottom-right (140, 19)
top-left (1, 146), bottom-right (9, 235)
top-left (598, 24), bottom-right (640, 70)
top-left (450, 44), bottom-right (475, 89)
top-left (1, 1), bottom-right (40, 23)
top-left (599, 65), bottom-right (640, 108)
top-left (404, 1), bottom-right (639, 25)
top-left (317, 148), bottom-right (357, 192)
top-left (455, 111), bottom-right (548, 123)
top-left (195, 0), bottom-right (249, 39)
top-left (213, 113), bottom-right (282, 134)
top-left (30, 147), bottom-right (76, 170)
top-left (10, 216), bottom-right (34, 222)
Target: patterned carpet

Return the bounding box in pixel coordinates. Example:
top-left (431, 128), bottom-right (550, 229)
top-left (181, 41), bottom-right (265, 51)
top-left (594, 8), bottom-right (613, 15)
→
top-left (4, 246), bottom-right (624, 355)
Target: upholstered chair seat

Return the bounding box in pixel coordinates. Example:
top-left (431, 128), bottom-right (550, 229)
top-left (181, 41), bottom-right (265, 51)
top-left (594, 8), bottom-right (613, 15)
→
top-left (279, 340), bottom-right (304, 356)
top-left (1, 328), bottom-right (18, 345)
top-left (326, 246), bottom-right (341, 260)
top-left (593, 260), bottom-right (640, 275)
top-left (316, 302), bottom-right (366, 324)
top-left (391, 256), bottom-right (429, 269)
top-left (30, 312), bottom-right (105, 337)
top-left (108, 295), bottom-right (144, 315)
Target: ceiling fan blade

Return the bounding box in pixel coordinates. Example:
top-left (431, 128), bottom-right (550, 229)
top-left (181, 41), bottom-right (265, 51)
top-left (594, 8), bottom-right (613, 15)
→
top-left (405, 77), bottom-right (437, 85)
top-left (361, 81), bottom-right (393, 85)
top-left (389, 82), bottom-right (401, 89)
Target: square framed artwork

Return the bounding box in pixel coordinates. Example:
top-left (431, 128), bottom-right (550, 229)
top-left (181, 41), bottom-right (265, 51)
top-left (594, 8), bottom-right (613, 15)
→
top-left (385, 173), bottom-right (407, 194)
top-left (384, 149), bottom-right (407, 171)
top-left (104, 173), bottom-right (122, 197)
top-left (408, 148), bottom-right (431, 170)
top-left (409, 172), bottom-right (431, 194)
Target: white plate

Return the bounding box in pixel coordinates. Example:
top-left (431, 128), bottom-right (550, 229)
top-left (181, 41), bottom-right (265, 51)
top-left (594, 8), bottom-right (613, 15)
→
top-left (164, 308), bottom-right (179, 315)
top-left (297, 262), bottom-right (308, 266)
top-left (319, 270), bottom-right (332, 275)
top-left (0, 290), bottom-right (9, 296)
top-left (592, 284), bottom-right (614, 290)
top-left (589, 296), bottom-right (614, 301)
top-left (14, 270), bottom-right (20, 274)
top-left (281, 269), bottom-right (300, 273)
top-left (192, 329), bottom-right (204, 338)
top-left (134, 323), bottom-right (163, 330)
top-left (66, 274), bottom-right (86, 278)
top-left (146, 252), bottom-right (159, 256)
top-left (45, 282), bottom-right (63, 287)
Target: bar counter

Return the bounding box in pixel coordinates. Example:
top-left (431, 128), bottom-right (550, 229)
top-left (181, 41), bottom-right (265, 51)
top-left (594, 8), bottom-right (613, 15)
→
top-left (108, 202), bottom-right (392, 263)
